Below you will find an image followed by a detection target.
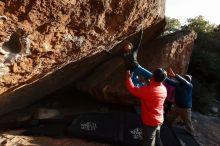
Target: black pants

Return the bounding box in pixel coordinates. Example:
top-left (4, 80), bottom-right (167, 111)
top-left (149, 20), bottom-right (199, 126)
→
top-left (142, 124), bottom-right (163, 146)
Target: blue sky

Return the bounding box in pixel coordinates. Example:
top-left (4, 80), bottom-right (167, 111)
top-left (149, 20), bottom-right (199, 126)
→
top-left (165, 0), bottom-right (220, 25)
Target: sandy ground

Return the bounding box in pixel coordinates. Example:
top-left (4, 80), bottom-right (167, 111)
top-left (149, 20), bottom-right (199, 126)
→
top-left (0, 132), bottom-right (113, 146)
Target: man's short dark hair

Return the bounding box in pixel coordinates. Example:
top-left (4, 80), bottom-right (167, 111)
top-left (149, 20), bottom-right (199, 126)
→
top-left (153, 68), bottom-right (167, 82)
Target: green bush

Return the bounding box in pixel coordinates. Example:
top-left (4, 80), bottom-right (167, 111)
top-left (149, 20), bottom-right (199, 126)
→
top-left (192, 78), bottom-right (212, 113)
top-left (189, 51), bottom-right (220, 112)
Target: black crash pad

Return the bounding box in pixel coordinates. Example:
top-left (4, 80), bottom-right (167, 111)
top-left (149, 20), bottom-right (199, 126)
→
top-left (22, 112), bottom-right (198, 146)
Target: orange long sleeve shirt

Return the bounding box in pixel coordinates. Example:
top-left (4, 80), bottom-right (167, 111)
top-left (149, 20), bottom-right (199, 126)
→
top-left (127, 78), bottom-right (167, 126)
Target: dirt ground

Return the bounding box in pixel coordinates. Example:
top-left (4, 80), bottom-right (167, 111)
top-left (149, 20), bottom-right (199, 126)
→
top-left (192, 112), bottom-right (220, 146)
top-left (0, 133), bottom-right (113, 146)
top-left (0, 88), bottom-right (220, 146)
top-left (0, 88), bottom-right (129, 146)
top-left (1, 113), bottom-right (220, 146)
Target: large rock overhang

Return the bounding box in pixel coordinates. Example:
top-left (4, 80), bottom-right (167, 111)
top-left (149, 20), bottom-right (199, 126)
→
top-left (0, 0), bottom-right (165, 115)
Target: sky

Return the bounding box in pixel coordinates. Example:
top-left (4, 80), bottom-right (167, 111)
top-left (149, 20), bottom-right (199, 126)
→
top-left (165, 0), bottom-right (220, 25)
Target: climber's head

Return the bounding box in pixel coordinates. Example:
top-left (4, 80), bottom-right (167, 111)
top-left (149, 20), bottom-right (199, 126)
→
top-left (183, 74), bottom-right (192, 82)
top-left (153, 68), bottom-right (167, 82)
top-left (123, 42), bottom-right (133, 52)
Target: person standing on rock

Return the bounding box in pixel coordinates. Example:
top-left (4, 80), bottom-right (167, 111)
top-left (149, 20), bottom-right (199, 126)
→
top-left (124, 42), bottom-right (167, 146)
top-left (126, 69), bottom-right (167, 146)
top-left (165, 68), bottom-right (195, 136)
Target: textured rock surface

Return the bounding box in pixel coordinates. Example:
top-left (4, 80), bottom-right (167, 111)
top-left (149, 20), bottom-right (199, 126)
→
top-left (76, 30), bottom-right (197, 105)
top-left (0, 0), bottom-right (165, 115)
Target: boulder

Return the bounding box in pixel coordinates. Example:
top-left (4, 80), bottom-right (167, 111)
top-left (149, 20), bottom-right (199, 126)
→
top-left (0, 0), bottom-right (166, 115)
top-left (76, 29), bottom-right (197, 105)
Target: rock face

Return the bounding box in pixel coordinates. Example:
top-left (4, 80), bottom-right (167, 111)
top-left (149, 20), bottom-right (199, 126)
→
top-left (76, 30), bottom-right (197, 105)
top-left (0, 0), bottom-right (166, 115)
